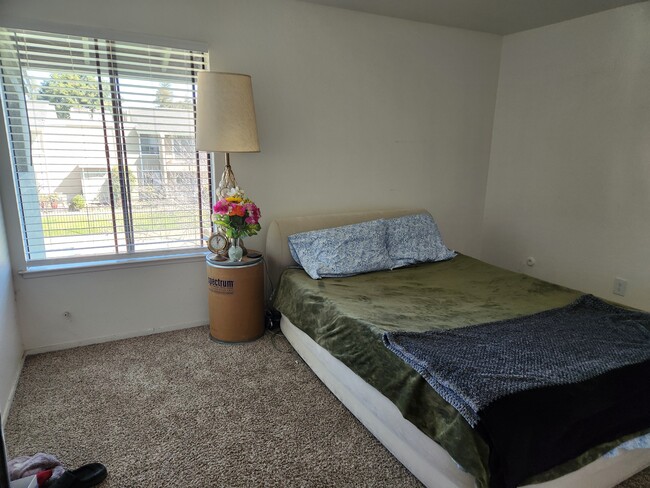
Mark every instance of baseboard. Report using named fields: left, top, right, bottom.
left=2, top=352, right=26, bottom=425
left=24, top=320, right=208, bottom=356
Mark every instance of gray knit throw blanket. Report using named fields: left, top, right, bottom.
left=383, top=295, right=650, bottom=427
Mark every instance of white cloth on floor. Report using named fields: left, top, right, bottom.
left=8, top=452, right=65, bottom=481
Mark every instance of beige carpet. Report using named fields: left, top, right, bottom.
left=5, top=326, right=649, bottom=487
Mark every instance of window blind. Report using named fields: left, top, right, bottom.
left=0, top=28, right=212, bottom=263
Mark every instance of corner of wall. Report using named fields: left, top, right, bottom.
left=0, top=183, right=26, bottom=423
left=478, top=34, right=505, bottom=263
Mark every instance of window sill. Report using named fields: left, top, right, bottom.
left=19, top=251, right=209, bottom=278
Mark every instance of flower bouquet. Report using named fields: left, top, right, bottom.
left=212, top=192, right=261, bottom=260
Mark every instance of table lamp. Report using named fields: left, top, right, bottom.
left=196, top=71, right=260, bottom=256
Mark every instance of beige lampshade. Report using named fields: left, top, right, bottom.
left=196, top=72, right=260, bottom=153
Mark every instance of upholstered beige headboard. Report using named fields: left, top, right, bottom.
left=265, top=208, right=429, bottom=290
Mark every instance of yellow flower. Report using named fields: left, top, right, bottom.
left=226, top=196, right=243, bottom=203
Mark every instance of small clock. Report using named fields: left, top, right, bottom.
left=207, top=232, right=228, bottom=254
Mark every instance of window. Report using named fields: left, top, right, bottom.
left=138, top=133, right=163, bottom=189
left=139, top=134, right=161, bottom=156
left=0, top=28, right=211, bottom=264
left=170, top=134, right=194, bottom=159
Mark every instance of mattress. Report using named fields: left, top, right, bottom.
left=280, top=315, right=650, bottom=488
left=273, top=254, right=650, bottom=487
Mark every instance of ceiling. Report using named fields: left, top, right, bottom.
left=297, top=0, right=646, bottom=35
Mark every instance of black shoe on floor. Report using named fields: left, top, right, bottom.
left=48, top=463, right=107, bottom=488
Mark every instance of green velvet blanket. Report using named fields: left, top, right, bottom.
left=273, top=254, right=649, bottom=487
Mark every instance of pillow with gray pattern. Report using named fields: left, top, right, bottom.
left=386, top=213, right=456, bottom=268
left=288, top=219, right=393, bottom=280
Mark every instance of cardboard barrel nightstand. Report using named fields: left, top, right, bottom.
left=206, top=253, right=264, bottom=343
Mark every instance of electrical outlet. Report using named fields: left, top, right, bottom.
left=613, top=278, right=627, bottom=297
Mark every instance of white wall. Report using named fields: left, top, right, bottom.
left=0, top=0, right=502, bottom=350
left=482, top=2, right=650, bottom=311
left=0, top=196, right=23, bottom=422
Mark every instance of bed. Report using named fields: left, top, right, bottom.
left=266, top=208, right=650, bottom=488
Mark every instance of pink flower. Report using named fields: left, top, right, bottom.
left=212, top=199, right=230, bottom=215
left=244, top=202, right=260, bottom=224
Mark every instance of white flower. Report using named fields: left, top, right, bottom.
left=225, top=187, right=243, bottom=198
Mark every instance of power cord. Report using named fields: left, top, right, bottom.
left=268, top=328, right=293, bottom=354
left=260, top=256, right=301, bottom=353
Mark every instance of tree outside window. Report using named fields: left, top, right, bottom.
left=37, top=72, right=99, bottom=119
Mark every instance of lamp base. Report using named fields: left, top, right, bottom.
left=216, top=153, right=240, bottom=200
left=212, top=152, right=247, bottom=258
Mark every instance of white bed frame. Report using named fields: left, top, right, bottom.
left=266, top=209, right=650, bottom=488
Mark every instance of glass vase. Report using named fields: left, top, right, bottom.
left=228, top=237, right=244, bottom=262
